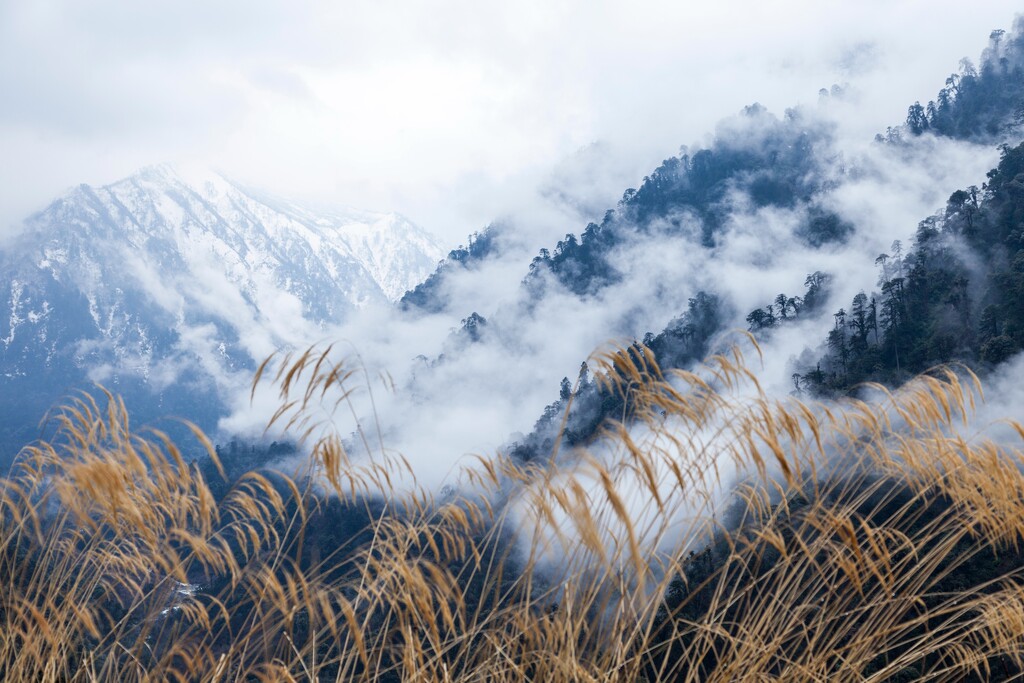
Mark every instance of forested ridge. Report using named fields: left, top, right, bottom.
left=773, top=141, right=1024, bottom=395
left=510, top=20, right=1024, bottom=458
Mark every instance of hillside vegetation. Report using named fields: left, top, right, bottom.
left=4, top=345, right=1024, bottom=681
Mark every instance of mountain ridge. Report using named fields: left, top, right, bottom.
left=0, top=164, right=446, bottom=459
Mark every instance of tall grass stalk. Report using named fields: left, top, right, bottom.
left=1, top=345, right=1024, bottom=680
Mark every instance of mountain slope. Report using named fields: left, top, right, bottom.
left=774, top=139, right=1024, bottom=395
left=381, top=20, right=1024, bottom=469
left=0, top=165, right=445, bottom=459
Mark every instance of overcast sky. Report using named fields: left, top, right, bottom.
left=1, top=0, right=1020, bottom=245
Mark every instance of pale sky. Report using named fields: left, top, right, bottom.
left=1, top=0, right=1020, bottom=245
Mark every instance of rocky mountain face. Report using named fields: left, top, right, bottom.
left=0, top=165, right=444, bottom=459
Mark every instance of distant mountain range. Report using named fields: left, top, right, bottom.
left=0, top=165, right=444, bottom=459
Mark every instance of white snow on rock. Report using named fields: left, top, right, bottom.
left=0, top=163, right=447, bottom=397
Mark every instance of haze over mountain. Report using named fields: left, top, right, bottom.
left=0, top=165, right=444, bottom=457
left=228, top=19, right=1024, bottom=491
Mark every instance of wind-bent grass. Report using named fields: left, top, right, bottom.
left=2, top=344, right=1024, bottom=680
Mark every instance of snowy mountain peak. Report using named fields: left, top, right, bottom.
left=0, top=165, right=447, bottom=456
left=27, top=165, right=446, bottom=304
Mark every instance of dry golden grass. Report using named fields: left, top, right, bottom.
left=2, top=343, right=1024, bottom=681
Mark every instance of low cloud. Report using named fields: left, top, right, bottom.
left=221, top=90, right=1010, bottom=496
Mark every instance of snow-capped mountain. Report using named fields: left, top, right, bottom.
left=0, top=164, right=445, bottom=459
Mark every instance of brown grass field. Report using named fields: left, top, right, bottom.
left=3, top=343, right=1024, bottom=681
